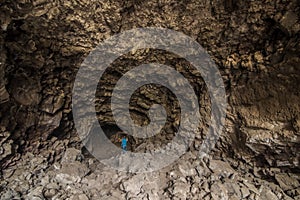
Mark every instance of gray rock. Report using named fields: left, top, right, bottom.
left=259, top=186, right=279, bottom=200
left=0, top=188, right=21, bottom=200
left=25, top=186, right=44, bottom=200
left=43, top=188, right=58, bottom=199
left=178, top=161, right=197, bottom=177
left=0, top=129, right=13, bottom=160
left=172, top=181, right=190, bottom=199
left=210, top=182, right=229, bottom=200
left=242, top=181, right=260, bottom=195
left=69, top=193, right=89, bottom=200
left=209, top=159, right=236, bottom=178
left=275, top=173, right=300, bottom=191
left=55, top=162, right=89, bottom=185
left=225, top=182, right=241, bottom=198
left=240, top=187, right=250, bottom=199
left=62, top=148, right=82, bottom=163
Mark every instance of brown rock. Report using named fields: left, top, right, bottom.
left=9, top=76, right=41, bottom=106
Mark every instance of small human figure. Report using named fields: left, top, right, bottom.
left=121, top=136, right=127, bottom=152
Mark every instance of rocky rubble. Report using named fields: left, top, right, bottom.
left=0, top=146, right=299, bottom=199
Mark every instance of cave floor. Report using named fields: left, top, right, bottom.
left=0, top=136, right=299, bottom=200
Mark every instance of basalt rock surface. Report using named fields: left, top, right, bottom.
left=0, top=0, right=300, bottom=199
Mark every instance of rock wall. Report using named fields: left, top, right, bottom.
left=0, top=0, right=299, bottom=170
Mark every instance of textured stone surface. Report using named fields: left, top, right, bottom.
left=0, top=0, right=299, bottom=199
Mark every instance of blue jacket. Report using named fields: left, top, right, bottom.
left=122, top=138, right=127, bottom=147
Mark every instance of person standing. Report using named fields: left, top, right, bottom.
left=121, top=136, right=127, bottom=152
